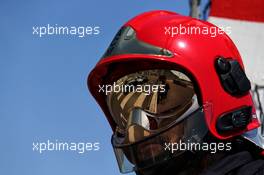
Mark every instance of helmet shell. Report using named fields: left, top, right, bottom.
left=88, top=10, right=259, bottom=139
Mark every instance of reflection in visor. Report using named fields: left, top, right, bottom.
left=123, top=95, right=199, bottom=144
left=106, top=69, right=209, bottom=173
left=107, top=69, right=195, bottom=132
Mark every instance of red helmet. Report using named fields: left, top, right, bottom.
left=88, top=10, right=259, bottom=139
left=88, top=10, right=264, bottom=175
left=88, top=10, right=261, bottom=174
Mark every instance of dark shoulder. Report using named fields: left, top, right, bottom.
left=201, top=151, right=264, bottom=175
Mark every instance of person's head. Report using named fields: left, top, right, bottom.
left=88, top=10, right=259, bottom=174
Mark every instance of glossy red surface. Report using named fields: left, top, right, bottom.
left=88, top=10, right=259, bottom=139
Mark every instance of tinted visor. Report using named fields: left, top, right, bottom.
left=105, top=69, right=209, bottom=173
left=107, top=69, right=196, bottom=133
left=112, top=105, right=210, bottom=173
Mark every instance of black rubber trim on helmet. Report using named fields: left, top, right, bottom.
left=102, top=26, right=173, bottom=58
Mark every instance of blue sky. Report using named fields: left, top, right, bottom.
left=0, top=0, right=208, bottom=174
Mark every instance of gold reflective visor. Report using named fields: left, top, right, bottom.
left=106, top=69, right=209, bottom=173
left=106, top=69, right=195, bottom=134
